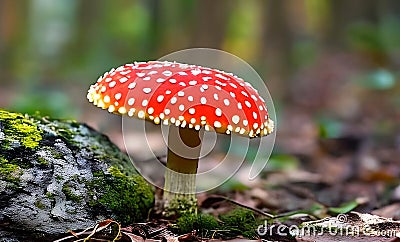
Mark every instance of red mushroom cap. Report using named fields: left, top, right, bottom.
left=87, top=61, right=274, bottom=138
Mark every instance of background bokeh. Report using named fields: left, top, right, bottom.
left=1, top=0, right=399, bottom=184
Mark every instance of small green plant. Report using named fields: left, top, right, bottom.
left=177, top=213, right=219, bottom=234
left=219, top=208, right=258, bottom=239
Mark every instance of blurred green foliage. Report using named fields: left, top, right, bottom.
left=318, top=117, right=343, bottom=139
left=353, top=69, right=396, bottom=90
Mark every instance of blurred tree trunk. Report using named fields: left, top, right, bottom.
left=324, top=0, right=380, bottom=48
left=191, top=0, right=231, bottom=48
left=0, top=0, right=24, bottom=83
left=260, top=0, right=294, bottom=101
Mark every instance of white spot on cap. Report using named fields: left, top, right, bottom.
left=128, top=82, right=136, bottom=89
left=253, top=112, right=258, bottom=119
left=223, top=99, right=230, bottom=106
left=229, top=83, right=237, bottom=88
left=142, top=99, right=148, bottom=106
left=213, top=93, right=219, bottom=100
left=251, top=95, right=258, bottom=101
left=178, top=91, right=185, bottom=97
left=189, top=108, right=195, bottom=114
left=214, top=121, right=222, bottom=128
left=171, top=97, right=177, bottom=104
left=143, top=76, right=151, bottom=81
left=232, top=115, right=240, bottom=124
left=148, top=70, right=158, bottom=75
left=189, top=80, right=197, bottom=86
left=215, top=86, right=222, bottom=91
left=253, top=123, right=259, bottom=129
left=109, top=81, right=116, bottom=88
left=143, top=88, right=152, bottom=94
left=148, top=107, right=154, bottom=114
left=191, top=69, right=201, bottom=75
left=188, top=96, right=194, bottom=102
left=128, top=108, right=135, bottom=116
left=128, top=98, right=135, bottom=105
left=100, top=86, right=106, bottom=92
left=195, top=125, right=201, bottom=130
left=215, top=80, right=225, bottom=86
left=215, top=108, right=222, bottom=117
left=230, top=92, right=236, bottom=98
left=119, top=77, right=128, bottom=83
left=190, top=118, right=196, bottom=124
left=202, top=76, right=212, bottom=82
left=237, top=103, right=242, bottom=109
left=169, top=78, right=177, bottom=84
left=202, top=84, right=208, bottom=90
left=201, top=97, right=207, bottom=104
left=243, top=120, right=248, bottom=126
left=215, top=73, right=229, bottom=80
left=136, top=73, right=146, bottom=77
left=179, top=104, right=185, bottom=111
left=138, top=110, right=145, bottom=119
left=259, top=105, right=264, bottom=111
left=118, top=107, right=126, bottom=114
left=108, top=105, right=115, bottom=112
left=178, top=71, right=187, bottom=75
left=241, top=91, right=249, bottom=97
left=164, top=108, right=171, bottom=115
left=105, top=77, right=112, bottom=82
left=156, top=78, right=165, bottom=83
left=163, top=70, right=172, bottom=76
left=104, top=95, right=111, bottom=103
left=165, top=90, right=172, bottom=95
left=157, top=95, right=164, bottom=103
left=179, top=82, right=186, bottom=86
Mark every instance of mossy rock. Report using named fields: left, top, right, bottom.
left=0, top=109, right=154, bottom=241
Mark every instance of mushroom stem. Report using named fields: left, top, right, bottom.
left=163, top=126, right=202, bottom=215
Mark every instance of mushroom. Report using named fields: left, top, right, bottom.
left=87, top=61, right=274, bottom=214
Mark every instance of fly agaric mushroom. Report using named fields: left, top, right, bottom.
left=87, top=61, right=274, bottom=214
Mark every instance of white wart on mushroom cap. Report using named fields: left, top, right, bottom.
left=87, top=61, right=274, bottom=138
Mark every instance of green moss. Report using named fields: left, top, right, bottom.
left=37, top=157, right=48, bottom=165
left=177, top=213, right=219, bottom=234
left=45, top=192, right=55, bottom=199
left=0, top=110, right=42, bottom=149
left=165, top=196, right=198, bottom=218
left=88, top=166, right=154, bottom=225
left=219, top=208, right=258, bottom=239
left=62, top=183, right=82, bottom=202
left=0, top=155, right=22, bottom=183
left=34, top=200, right=45, bottom=209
